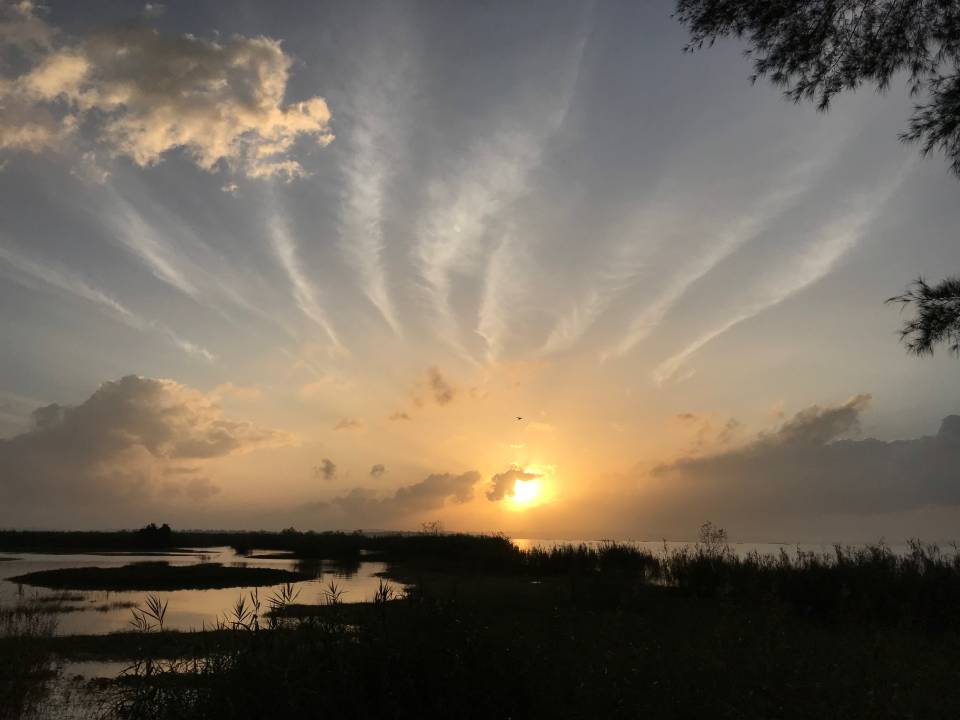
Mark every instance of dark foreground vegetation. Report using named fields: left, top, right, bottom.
left=0, top=603, right=58, bottom=720
left=99, top=589, right=959, bottom=720
left=4, top=525, right=960, bottom=718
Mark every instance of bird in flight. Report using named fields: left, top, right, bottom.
left=516, top=416, right=523, bottom=421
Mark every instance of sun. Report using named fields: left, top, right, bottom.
left=505, top=463, right=555, bottom=511
left=511, top=479, right=541, bottom=507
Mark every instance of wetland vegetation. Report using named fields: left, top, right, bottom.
left=3, top=524, right=960, bottom=718
left=9, top=563, right=312, bottom=592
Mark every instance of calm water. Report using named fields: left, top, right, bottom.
left=0, top=547, right=399, bottom=635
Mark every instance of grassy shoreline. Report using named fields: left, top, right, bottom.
left=4, top=527, right=960, bottom=718
left=8, top=563, right=311, bottom=591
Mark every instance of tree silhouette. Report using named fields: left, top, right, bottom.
left=675, top=0, right=960, bottom=355
left=888, top=277, right=960, bottom=355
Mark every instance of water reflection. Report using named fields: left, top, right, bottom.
left=0, top=547, right=400, bottom=635
left=324, top=555, right=362, bottom=578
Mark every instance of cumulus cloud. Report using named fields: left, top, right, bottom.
left=0, top=2, right=333, bottom=179
left=370, top=463, right=386, bottom=478
left=0, top=375, right=291, bottom=519
left=0, top=1, right=53, bottom=52
left=426, top=367, right=456, bottom=405
left=314, top=458, right=337, bottom=481
left=305, top=471, right=481, bottom=527
left=391, top=471, right=478, bottom=510
left=334, top=417, right=363, bottom=431
left=486, top=466, right=540, bottom=501
left=651, top=394, right=960, bottom=516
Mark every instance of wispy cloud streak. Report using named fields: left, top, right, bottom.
left=166, top=332, right=215, bottom=362
left=0, top=243, right=136, bottom=321
left=651, top=168, right=911, bottom=386
left=338, top=28, right=415, bottom=336
left=0, top=242, right=214, bottom=361
left=475, top=231, right=519, bottom=363
left=107, top=193, right=303, bottom=343
left=415, top=131, right=537, bottom=362
left=541, top=236, right=650, bottom=355
left=111, top=199, right=200, bottom=298
left=340, top=126, right=400, bottom=334
left=468, top=29, right=590, bottom=363
left=601, top=176, right=817, bottom=361
left=269, top=217, right=342, bottom=352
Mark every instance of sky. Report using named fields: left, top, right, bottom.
left=2, top=0, right=960, bottom=542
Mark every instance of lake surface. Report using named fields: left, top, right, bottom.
left=0, top=546, right=399, bottom=635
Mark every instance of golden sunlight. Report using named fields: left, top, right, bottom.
left=510, top=478, right=542, bottom=507
left=505, top=463, right=555, bottom=511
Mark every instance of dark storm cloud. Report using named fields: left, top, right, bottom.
left=652, top=394, right=960, bottom=515
left=303, top=471, right=481, bottom=527
left=389, top=471, right=479, bottom=509
left=0, top=375, right=289, bottom=518
left=486, top=466, right=540, bottom=502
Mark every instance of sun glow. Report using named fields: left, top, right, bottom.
left=511, top=479, right=542, bottom=506
left=505, top=463, right=556, bottom=511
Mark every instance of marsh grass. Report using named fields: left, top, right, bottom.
left=33, top=593, right=85, bottom=604
left=0, top=600, right=60, bottom=719
left=658, top=524, right=960, bottom=628
left=129, top=596, right=168, bottom=633
left=98, top=571, right=960, bottom=720
left=11, top=527, right=960, bottom=718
